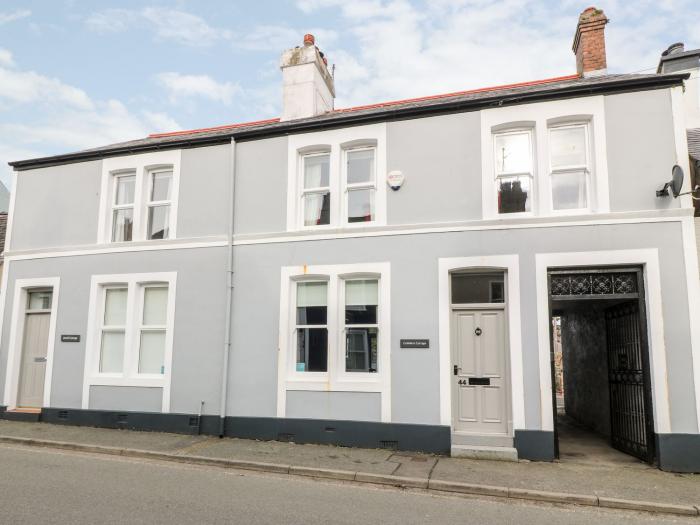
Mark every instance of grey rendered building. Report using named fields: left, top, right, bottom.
left=2, top=8, right=700, bottom=472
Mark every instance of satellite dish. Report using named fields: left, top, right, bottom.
left=657, top=165, right=685, bottom=198
left=670, top=165, right=684, bottom=198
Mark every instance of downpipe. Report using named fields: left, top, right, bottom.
left=219, top=138, right=236, bottom=437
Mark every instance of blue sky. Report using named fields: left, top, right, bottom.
left=1, top=0, right=699, bottom=188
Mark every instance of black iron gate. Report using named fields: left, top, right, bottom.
left=605, top=303, right=653, bottom=462
left=548, top=267, right=655, bottom=464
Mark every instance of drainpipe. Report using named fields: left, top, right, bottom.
left=219, top=137, right=236, bottom=437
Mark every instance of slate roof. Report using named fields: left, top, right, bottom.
left=8, top=71, right=689, bottom=171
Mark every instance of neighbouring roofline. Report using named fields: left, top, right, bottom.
left=8, top=72, right=689, bottom=172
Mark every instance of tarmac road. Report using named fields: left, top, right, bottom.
left=0, top=443, right=690, bottom=524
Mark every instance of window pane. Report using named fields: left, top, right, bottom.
left=114, top=175, right=135, bottom=205
left=348, top=188, right=374, bottom=223
left=27, top=291, right=52, bottom=311
left=304, top=154, right=329, bottom=189
left=104, top=288, right=127, bottom=325
left=297, top=282, right=327, bottom=325
left=347, top=149, right=374, bottom=184
left=148, top=205, right=170, bottom=239
left=497, top=176, right=531, bottom=214
left=296, top=328, right=327, bottom=372
left=494, top=133, right=531, bottom=174
left=143, top=287, right=168, bottom=325
left=151, top=171, right=172, bottom=201
left=345, top=280, right=378, bottom=325
left=303, top=192, right=330, bottom=226
left=550, top=126, right=586, bottom=168
left=552, top=170, right=587, bottom=210
left=451, top=273, right=505, bottom=304
left=346, top=328, right=378, bottom=373
left=112, top=208, right=133, bottom=242
left=139, top=330, right=165, bottom=374
left=100, top=331, right=124, bottom=373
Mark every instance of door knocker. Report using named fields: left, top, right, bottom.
left=474, top=327, right=482, bottom=336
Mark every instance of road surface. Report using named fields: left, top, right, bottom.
left=0, top=444, right=687, bottom=524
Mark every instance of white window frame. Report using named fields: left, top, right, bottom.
left=82, top=272, right=177, bottom=412
left=144, top=168, right=175, bottom=240
left=110, top=171, right=136, bottom=242
left=492, top=128, right=536, bottom=218
left=286, top=123, right=387, bottom=231
left=98, top=150, right=181, bottom=244
left=299, top=150, right=333, bottom=230
left=342, top=145, right=379, bottom=226
left=480, top=96, right=609, bottom=219
left=547, top=122, right=592, bottom=214
left=277, top=262, right=391, bottom=422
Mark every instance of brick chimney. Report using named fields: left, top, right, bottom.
left=279, top=34, right=335, bottom=121
left=572, top=7, right=609, bottom=77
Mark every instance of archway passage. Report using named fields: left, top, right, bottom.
left=548, top=267, right=655, bottom=466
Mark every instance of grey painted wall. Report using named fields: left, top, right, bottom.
left=177, top=145, right=230, bottom=238
left=605, top=89, right=679, bottom=212
left=230, top=221, right=697, bottom=432
left=387, top=112, right=482, bottom=224
left=234, top=136, right=288, bottom=235
left=561, top=306, right=611, bottom=437
left=286, top=391, right=381, bottom=421
left=89, top=385, right=162, bottom=412
left=0, top=246, right=228, bottom=415
left=11, top=160, right=102, bottom=251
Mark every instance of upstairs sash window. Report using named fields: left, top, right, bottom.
left=111, top=174, right=135, bottom=242
left=494, top=131, right=533, bottom=214
left=302, top=153, right=331, bottom=227
left=549, top=124, right=590, bottom=211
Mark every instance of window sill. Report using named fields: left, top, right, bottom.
left=285, top=377, right=384, bottom=393
left=86, top=376, right=166, bottom=388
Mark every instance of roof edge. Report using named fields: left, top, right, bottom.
left=9, top=73, right=689, bottom=172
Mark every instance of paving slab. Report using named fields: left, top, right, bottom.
left=186, top=435, right=399, bottom=475
left=0, top=420, right=206, bottom=453
left=431, top=456, right=700, bottom=507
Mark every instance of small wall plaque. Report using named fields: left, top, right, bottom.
left=400, top=339, right=429, bottom=349
left=61, top=335, right=81, bottom=343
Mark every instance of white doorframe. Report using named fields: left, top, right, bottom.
left=3, top=277, right=60, bottom=410
left=438, top=255, right=524, bottom=431
left=535, top=249, right=670, bottom=434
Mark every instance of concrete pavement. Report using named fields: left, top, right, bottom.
left=0, top=444, right=692, bottom=525
left=0, top=420, right=698, bottom=516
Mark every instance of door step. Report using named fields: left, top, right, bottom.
left=451, top=433, right=514, bottom=448
left=2, top=408, right=42, bottom=422
left=450, top=444, right=518, bottom=462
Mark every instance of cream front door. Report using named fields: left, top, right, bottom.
left=451, top=310, right=508, bottom=434
left=17, top=311, right=51, bottom=408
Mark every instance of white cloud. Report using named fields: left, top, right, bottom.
left=233, top=25, right=338, bottom=51
left=295, top=0, right=700, bottom=109
left=156, top=72, right=241, bottom=105
left=0, top=9, right=31, bottom=25
left=0, top=66, right=94, bottom=110
left=85, top=7, right=231, bottom=46
left=0, top=48, right=14, bottom=67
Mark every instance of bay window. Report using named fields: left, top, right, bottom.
left=493, top=130, right=534, bottom=214
left=548, top=124, right=590, bottom=211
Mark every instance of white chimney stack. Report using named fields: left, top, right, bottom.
left=280, top=34, right=335, bottom=121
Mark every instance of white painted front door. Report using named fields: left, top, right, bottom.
left=451, top=310, right=508, bottom=434
left=17, top=312, right=51, bottom=408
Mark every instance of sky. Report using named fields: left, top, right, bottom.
left=1, top=0, right=699, bottom=189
